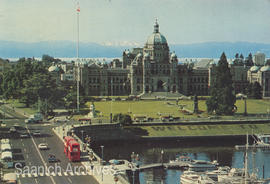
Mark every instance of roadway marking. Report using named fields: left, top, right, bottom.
left=26, top=125, right=57, bottom=184
left=34, top=178, right=38, bottom=184
left=67, top=178, right=72, bottom=183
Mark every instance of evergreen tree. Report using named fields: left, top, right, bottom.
left=206, top=52, right=236, bottom=115
left=244, top=53, right=254, bottom=66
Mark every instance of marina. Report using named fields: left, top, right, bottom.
left=99, top=140, right=270, bottom=184
left=235, top=134, right=270, bottom=150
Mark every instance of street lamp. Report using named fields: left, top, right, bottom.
left=132, top=168, right=135, bottom=184
left=100, top=145, right=104, bottom=181
left=161, top=149, right=164, bottom=166
left=131, top=152, right=135, bottom=163
left=80, top=130, right=84, bottom=143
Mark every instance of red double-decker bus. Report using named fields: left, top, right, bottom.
left=64, top=136, right=75, bottom=155
left=67, top=140, right=80, bottom=161
left=64, top=136, right=80, bottom=161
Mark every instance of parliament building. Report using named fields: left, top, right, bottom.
left=49, top=21, right=270, bottom=98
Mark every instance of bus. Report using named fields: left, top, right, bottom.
left=67, top=140, right=80, bottom=161
left=64, top=136, right=75, bottom=155
left=63, top=136, right=80, bottom=162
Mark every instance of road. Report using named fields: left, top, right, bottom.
left=1, top=105, right=99, bottom=184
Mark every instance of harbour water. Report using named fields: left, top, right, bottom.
left=93, top=140, right=270, bottom=184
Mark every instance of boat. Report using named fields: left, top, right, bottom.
left=188, top=160, right=218, bottom=172
left=196, top=174, right=216, bottom=184
left=180, top=170, right=218, bottom=184
left=169, top=156, right=218, bottom=170
left=224, top=134, right=268, bottom=184
left=205, top=166, right=230, bottom=181
left=180, top=170, right=201, bottom=184
left=235, top=134, right=270, bottom=150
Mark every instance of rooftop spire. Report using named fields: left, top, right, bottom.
left=154, top=18, right=159, bottom=33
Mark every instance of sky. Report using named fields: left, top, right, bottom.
left=1, top=0, right=270, bottom=46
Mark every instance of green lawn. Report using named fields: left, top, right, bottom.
left=90, top=99, right=270, bottom=120
left=127, top=123, right=270, bottom=137
left=6, top=99, right=37, bottom=115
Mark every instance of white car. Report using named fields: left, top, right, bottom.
left=33, top=131, right=41, bottom=136
left=38, top=143, right=49, bottom=150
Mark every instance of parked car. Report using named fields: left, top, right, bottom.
left=20, top=133, right=29, bottom=138
left=9, top=127, right=17, bottom=133
left=33, top=131, right=41, bottom=136
left=48, top=154, right=60, bottom=163
left=38, top=143, right=49, bottom=150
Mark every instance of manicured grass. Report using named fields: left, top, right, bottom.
left=127, top=123, right=270, bottom=137
left=89, top=99, right=270, bottom=120
left=6, top=99, right=37, bottom=115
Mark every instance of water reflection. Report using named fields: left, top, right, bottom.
left=93, top=141, right=270, bottom=184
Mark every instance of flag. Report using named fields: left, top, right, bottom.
left=76, top=2, right=80, bottom=12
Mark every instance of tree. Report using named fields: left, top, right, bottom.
left=266, top=59, right=270, bottom=66
left=20, top=73, right=64, bottom=108
left=244, top=53, right=254, bottom=66
left=206, top=52, right=236, bottom=115
left=63, top=84, right=86, bottom=110
left=113, top=113, right=133, bottom=125
left=240, top=54, right=244, bottom=60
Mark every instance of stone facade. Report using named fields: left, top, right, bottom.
left=55, top=21, right=269, bottom=98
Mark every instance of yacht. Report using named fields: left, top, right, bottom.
left=205, top=166, right=230, bottom=181
left=180, top=170, right=201, bottom=184
left=197, top=175, right=216, bottom=184
left=170, top=156, right=218, bottom=170
left=188, top=160, right=218, bottom=172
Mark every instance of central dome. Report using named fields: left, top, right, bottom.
left=146, top=20, right=167, bottom=45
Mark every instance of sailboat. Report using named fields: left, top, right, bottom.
left=219, top=133, right=267, bottom=184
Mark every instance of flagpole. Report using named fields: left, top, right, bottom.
left=76, top=2, right=80, bottom=113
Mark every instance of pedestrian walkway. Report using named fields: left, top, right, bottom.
left=53, top=126, right=130, bottom=184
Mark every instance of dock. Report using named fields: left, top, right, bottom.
left=137, top=161, right=189, bottom=171
left=235, top=144, right=270, bottom=150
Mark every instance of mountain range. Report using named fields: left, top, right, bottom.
left=1, top=40, right=270, bottom=59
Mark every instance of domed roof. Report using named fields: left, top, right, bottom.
left=260, top=65, right=270, bottom=72
left=250, top=65, right=260, bottom=72
left=146, top=20, right=167, bottom=45
left=171, top=53, right=177, bottom=58
left=48, top=65, right=60, bottom=72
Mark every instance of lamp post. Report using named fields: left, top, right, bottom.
left=100, top=145, right=104, bottom=181
left=132, top=168, right=136, bottom=184
left=131, top=152, right=135, bottom=163
left=161, top=149, right=164, bottom=166
left=80, top=130, right=84, bottom=143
